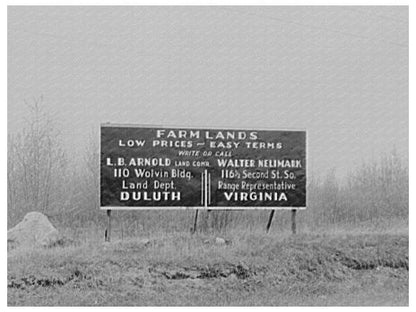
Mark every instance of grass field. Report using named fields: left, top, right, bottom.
left=8, top=227, right=408, bottom=306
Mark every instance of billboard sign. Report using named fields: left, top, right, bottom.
left=100, top=124, right=306, bottom=209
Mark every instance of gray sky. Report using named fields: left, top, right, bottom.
left=8, top=6, right=408, bottom=178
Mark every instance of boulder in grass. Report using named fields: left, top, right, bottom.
left=215, top=237, right=226, bottom=245
left=8, top=212, right=61, bottom=248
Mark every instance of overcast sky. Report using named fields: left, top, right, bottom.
left=8, top=6, right=408, bottom=178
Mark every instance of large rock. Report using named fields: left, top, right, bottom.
left=8, top=212, right=60, bottom=248
left=215, top=237, right=226, bottom=245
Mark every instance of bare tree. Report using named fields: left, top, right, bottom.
left=8, top=96, right=67, bottom=226
left=78, top=129, right=100, bottom=212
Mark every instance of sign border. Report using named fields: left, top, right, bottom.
left=99, top=123, right=308, bottom=210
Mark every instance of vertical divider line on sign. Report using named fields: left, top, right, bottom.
left=201, top=171, right=204, bottom=205
left=204, top=169, right=208, bottom=208
left=208, top=172, right=211, bottom=205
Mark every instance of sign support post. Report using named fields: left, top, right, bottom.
left=105, top=209, right=112, bottom=242
left=266, top=209, right=275, bottom=233
left=291, top=209, right=297, bottom=234
left=191, top=210, right=199, bottom=234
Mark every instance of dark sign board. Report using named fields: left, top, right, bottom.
left=100, top=124, right=306, bottom=209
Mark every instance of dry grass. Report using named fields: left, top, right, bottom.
left=8, top=228, right=408, bottom=306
